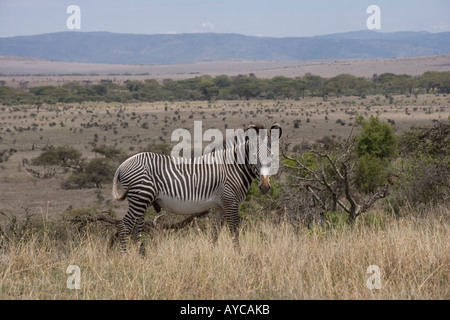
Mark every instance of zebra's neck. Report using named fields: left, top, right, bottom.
left=175, top=136, right=258, bottom=175
left=162, top=136, right=259, bottom=190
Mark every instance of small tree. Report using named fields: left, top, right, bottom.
left=62, top=158, right=115, bottom=189
left=92, top=145, right=127, bottom=161
left=356, top=116, right=396, bottom=159
left=282, top=134, right=391, bottom=225
left=32, top=146, right=84, bottom=171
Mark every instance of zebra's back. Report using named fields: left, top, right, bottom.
left=116, top=152, right=227, bottom=214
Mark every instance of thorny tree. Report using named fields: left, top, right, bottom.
left=281, top=134, right=391, bottom=225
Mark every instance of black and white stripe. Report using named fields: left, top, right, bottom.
left=112, top=123, right=282, bottom=255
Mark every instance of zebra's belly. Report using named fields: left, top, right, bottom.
left=155, top=194, right=219, bottom=215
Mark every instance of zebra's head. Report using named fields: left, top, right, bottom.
left=246, top=123, right=282, bottom=195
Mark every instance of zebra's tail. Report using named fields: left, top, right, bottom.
left=112, top=167, right=128, bottom=201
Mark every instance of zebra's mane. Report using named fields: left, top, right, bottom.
left=220, top=123, right=266, bottom=151
left=168, top=124, right=265, bottom=165
left=167, top=124, right=267, bottom=165
left=213, top=124, right=265, bottom=158
left=197, top=123, right=266, bottom=165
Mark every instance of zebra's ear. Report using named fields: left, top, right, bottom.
left=271, top=123, right=282, bottom=138
left=247, top=124, right=259, bottom=134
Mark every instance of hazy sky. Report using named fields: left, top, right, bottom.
left=1, top=0, right=449, bottom=37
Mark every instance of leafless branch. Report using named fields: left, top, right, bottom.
left=281, top=133, right=390, bottom=224
left=68, top=210, right=210, bottom=234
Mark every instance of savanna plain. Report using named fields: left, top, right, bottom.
left=0, top=93, right=449, bottom=299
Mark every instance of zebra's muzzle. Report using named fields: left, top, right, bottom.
left=258, top=175, right=271, bottom=194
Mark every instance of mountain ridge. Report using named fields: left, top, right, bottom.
left=0, top=31, right=449, bottom=65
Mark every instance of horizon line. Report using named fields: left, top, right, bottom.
left=1, top=29, right=444, bottom=39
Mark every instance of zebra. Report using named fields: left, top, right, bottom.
left=112, top=123, right=282, bottom=255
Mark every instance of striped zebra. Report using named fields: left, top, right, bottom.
left=112, top=123, right=282, bottom=255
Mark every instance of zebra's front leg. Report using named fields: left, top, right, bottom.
left=210, top=208, right=225, bottom=246
left=223, top=206, right=241, bottom=253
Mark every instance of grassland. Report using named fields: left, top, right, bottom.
left=1, top=95, right=448, bottom=220
left=0, top=94, right=449, bottom=300
left=0, top=205, right=448, bottom=299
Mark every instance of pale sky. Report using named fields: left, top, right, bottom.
left=0, top=0, right=449, bottom=37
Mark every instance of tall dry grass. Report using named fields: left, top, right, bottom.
left=0, top=206, right=448, bottom=300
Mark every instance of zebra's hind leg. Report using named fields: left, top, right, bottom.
left=119, top=197, right=150, bottom=256
left=118, top=214, right=134, bottom=255
left=131, top=215, right=146, bottom=257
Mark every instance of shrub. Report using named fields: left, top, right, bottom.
left=356, top=116, right=396, bottom=159
left=92, top=145, right=127, bottom=161
left=355, top=116, right=396, bottom=193
left=32, top=146, right=84, bottom=170
left=396, top=121, right=450, bottom=205
left=356, top=154, right=389, bottom=194
left=62, top=158, right=116, bottom=189
left=282, top=136, right=391, bottom=225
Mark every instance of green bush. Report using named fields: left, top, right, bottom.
left=355, top=116, right=396, bottom=193
left=396, top=121, right=450, bottom=205
left=92, top=145, right=128, bottom=161
left=62, top=158, right=116, bottom=189
left=32, top=146, right=84, bottom=169
left=356, top=116, right=396, bottom=159
left=1, top=71, right=449, bottom=105
left=356, top=154, right=390, bottom=194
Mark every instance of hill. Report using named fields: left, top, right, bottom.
left=0, top=31, right=449, bottom=65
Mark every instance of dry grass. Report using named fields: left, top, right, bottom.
left=1, top=206, right=448, bottom=300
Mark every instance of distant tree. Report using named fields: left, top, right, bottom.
left=420, top=71, right=450, bottom=94
left=125, top=80, right=143, bottom=92
left=441, top=72, right=450, bottom=94
left=231, top=76, right=262, bottom=100
left=213, top=75, right=232, bottom=88
left=91, top=84, right=109, bottom=96
left=420, top=71, right=442, bottom=94
left=29, top=86, right=71, bottom=103
left=376, top=73, right=397, bottom=95
left=354, top=77, right=374, bottom=97
left=62, top=157, right=115, bottom=189
left=325, top=74, right=359, bottom=97
left=302, top=74, right=324, bottom=96
left=2, top=71, right=450, bottom=106
left=92, top=145, right=127, bottom=161
left=294, top=78, right=307, bottom=98
left=269, top=76, right=297, bottom=99
left=200, top=79, right=219, bottom=100
left=0, top=86, right=34, bottom=105
left=32, top=146, right=84, bottom=171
